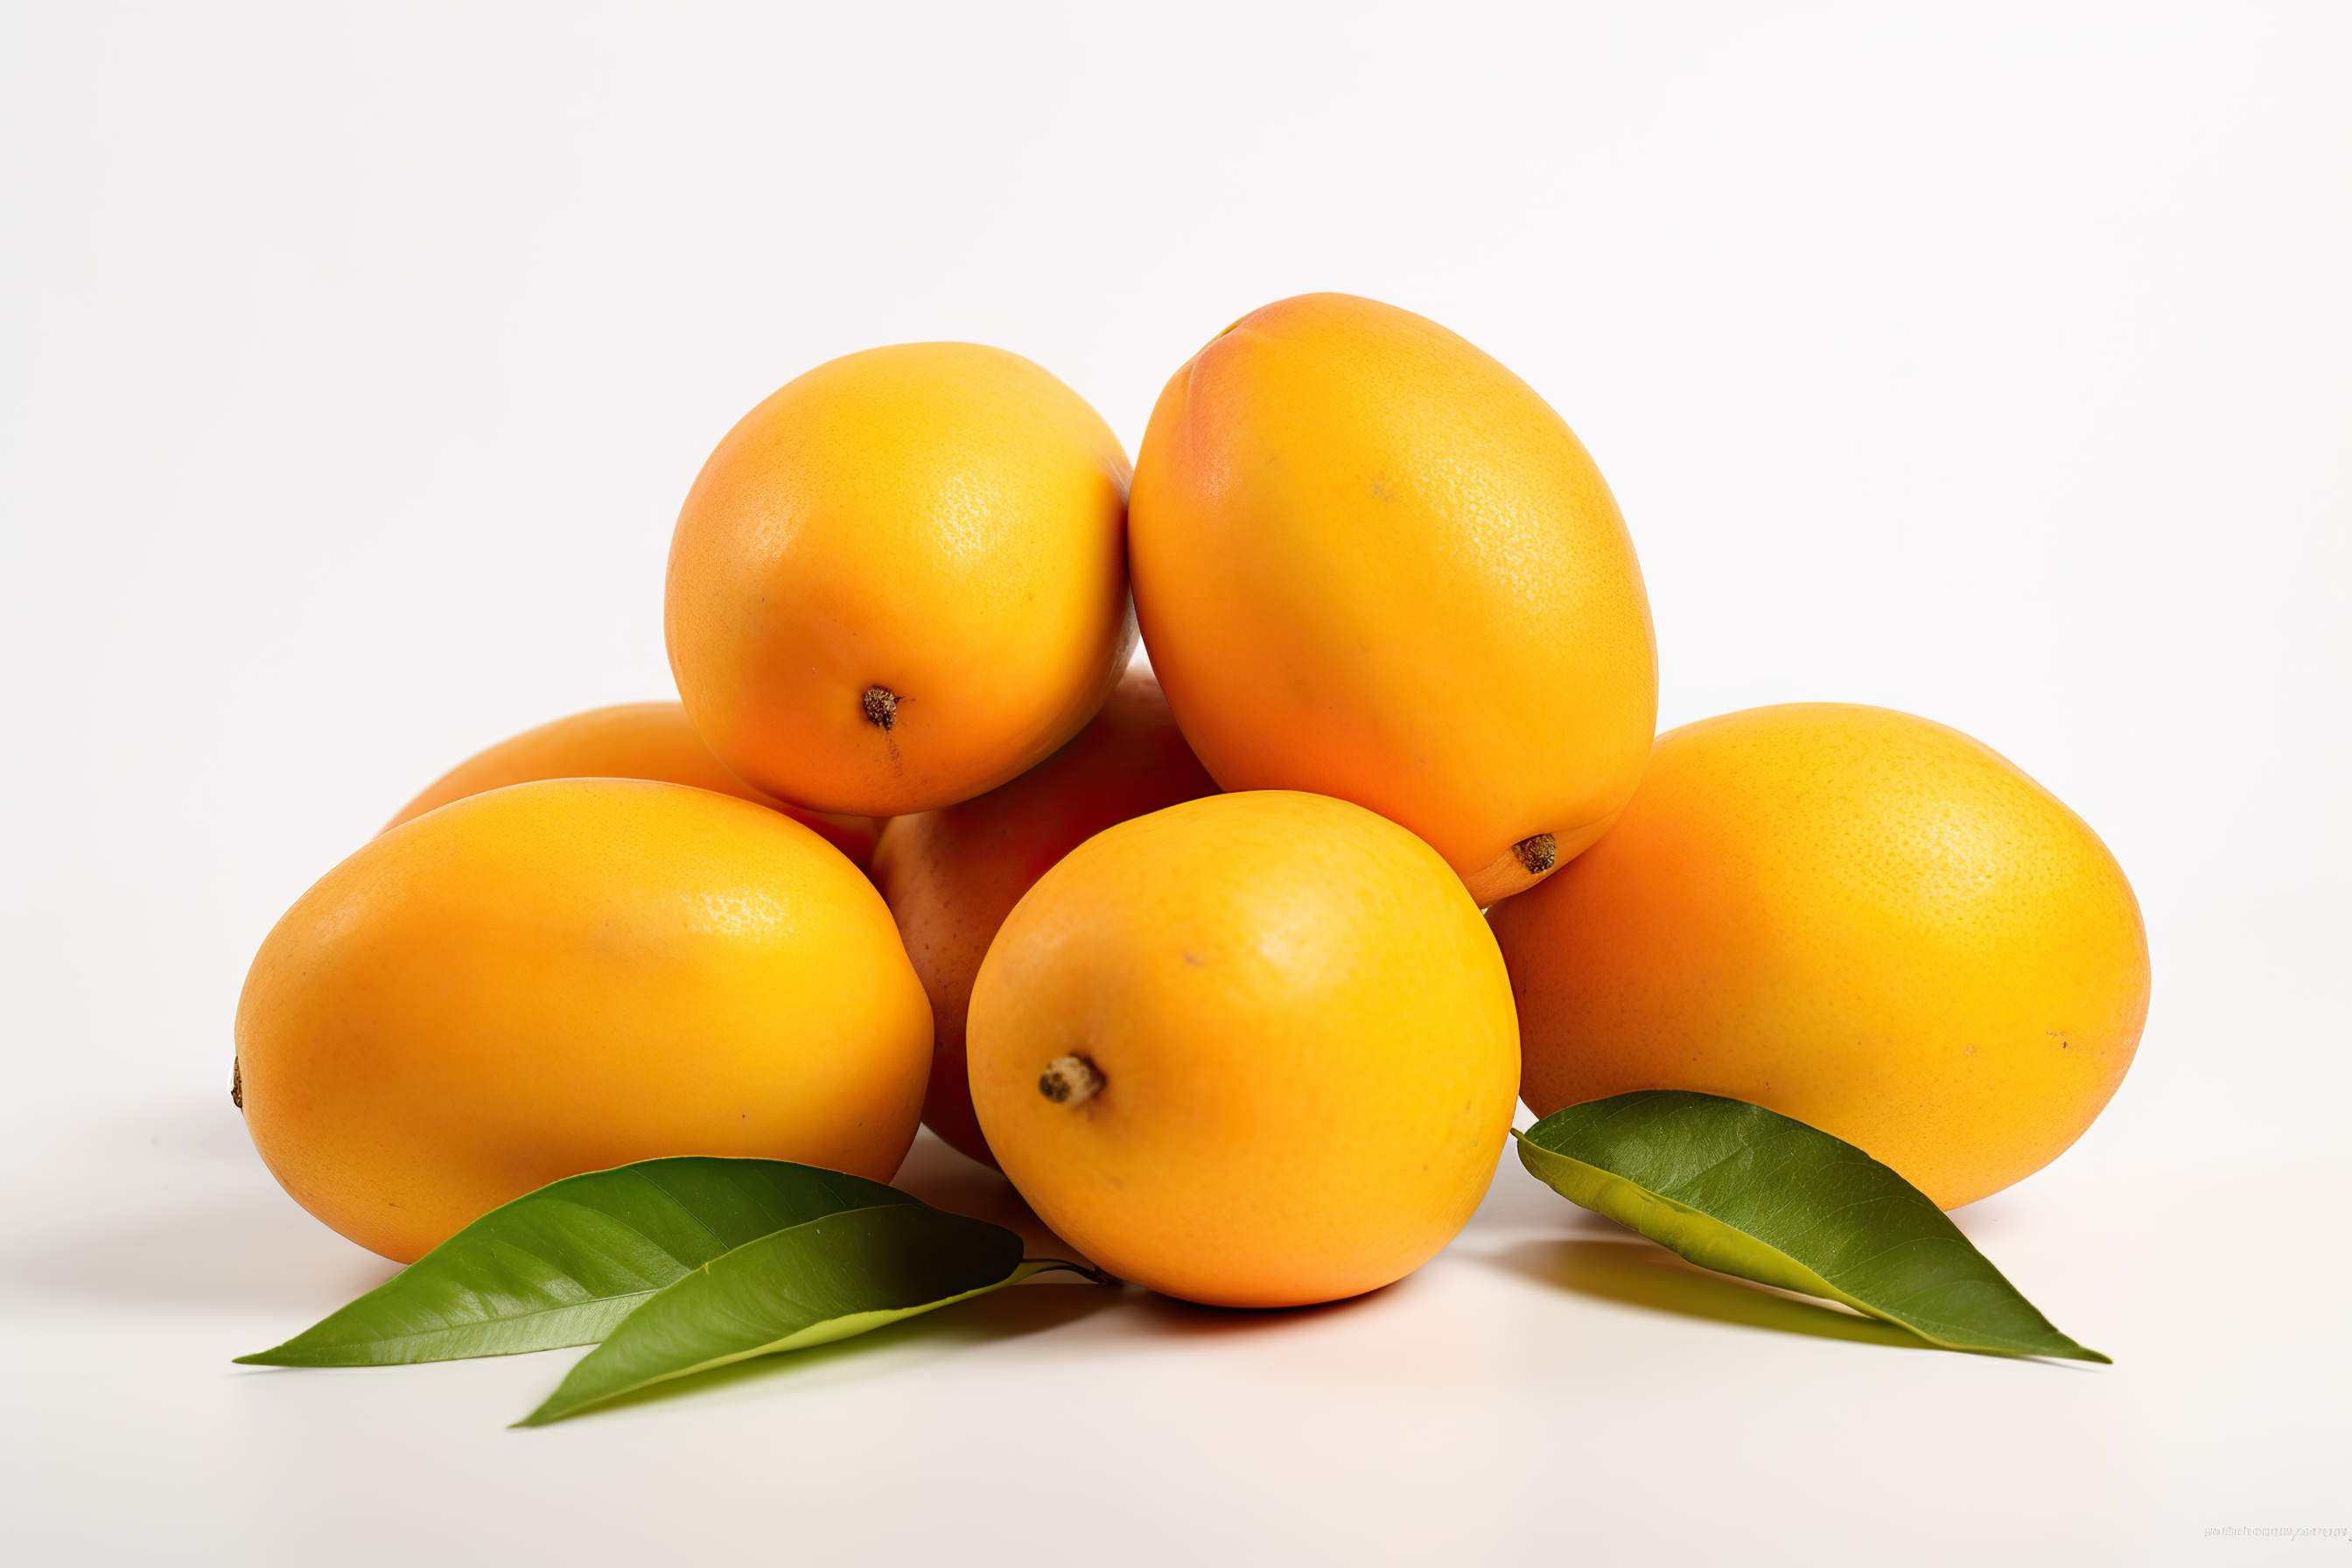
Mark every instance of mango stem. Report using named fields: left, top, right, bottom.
left=1039, top=1054, right=1104, bottom=1106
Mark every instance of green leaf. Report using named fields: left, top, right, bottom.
left=515, top=1204, right=1074, bottom=1426
left=1516, top=1092, right=2108, bottom=1362
left=236, top=1158, right=915, bottom=1367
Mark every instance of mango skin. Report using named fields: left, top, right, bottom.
left=1128, top=293, right=1656, bottom=902
left=968, top=791, right=1520, bottom=1308
left=1490, top=704, right=2150, bottom=1210
left=381, top=701, right=880, bottom=869
left=666, top=342, right=1137, bottom=818
left=235, top=779, right=933, bottom=1263
left=872, top=668, right=1218, bottom=1169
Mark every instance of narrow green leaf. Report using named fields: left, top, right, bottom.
left=1516, top=1092, right=2108, bottom=1362
left=516, top=1204, right=1070, bottom=1426
left=236, top=1158, right=915, bottom=1367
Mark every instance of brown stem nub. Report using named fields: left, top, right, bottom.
left=1039, top=1054, right=1105, bottom=1106
left=861, top=686, right=900, bottom=732
left=230, top=1057, right=243, bottom=1111
left=1513, top=833, right=1558, bottom=876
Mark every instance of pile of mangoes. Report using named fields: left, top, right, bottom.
left=234, top=294, right=2148, bottom=1308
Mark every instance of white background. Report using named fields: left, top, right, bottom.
left=3, top=4, right=2346, bottom=1563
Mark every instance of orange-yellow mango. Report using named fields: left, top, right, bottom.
left=1129, top=294, right=1656, bottom=904
left=872, top=668, right=1218, bottom=1168
left=382, top=701, right=880, bottom=868
left=235, top=779, right=932, bottom=1262
left=666, top=342, right=1135, bottom=817
left=1491, top=704, right=2150, bottom=1209
left=968, top=791, right=1519, bottom=1307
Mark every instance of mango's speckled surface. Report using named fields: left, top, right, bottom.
left=236, top=779, right=932, bottom=1262
left=969, top=789, right=1520, bottom=1307
left=1129, top=293, right=1656, bottom=901
left=1492, top=704, right=2149, bottom=1209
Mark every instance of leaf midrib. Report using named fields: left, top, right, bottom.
left=518, top=1259, right=1045, bottom=1425
left=242, top=1292, right=658, bottom=1363
left=1522, top=1134, right=2090, bottom=1358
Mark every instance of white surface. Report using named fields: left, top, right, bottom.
left=3, top=4, right=2347, bottom=1564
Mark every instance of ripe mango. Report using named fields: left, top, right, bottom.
left=235, top=779, right=932, bottom=1262
left=1490, top=704, right=2150, bottom=1208
left=382, top=701, right=878, bottom=868
left=1129, top=294, right=1656, bottom=903
left=968, top=790, right=1519, bottom=1307
left=667, top=343, right=1135, bottom=817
